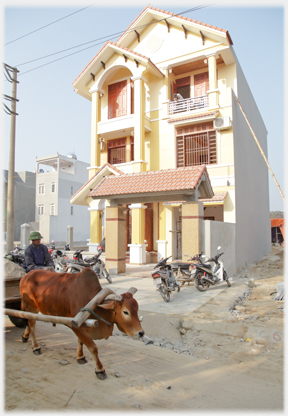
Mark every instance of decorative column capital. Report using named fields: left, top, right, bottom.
left=128, top=203, right=147, bottom=210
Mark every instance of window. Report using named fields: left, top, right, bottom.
left=108, top=80, right=127, bottom=119
left=71, top=186, right=74, bottom=195
left=176, top=122, right=217, bottom=167
left=130, top=136, right=134, bottom=162
left=38, top=183, right=45, bottom=195
left=108, top=138, right=126, bottom=164
left=51, top=182, right=56, bottom=193
left=38, top=205, right=44, bottom=215
left=50, top=204, right=55, bottom=216
left=71, top=206, right=73, bottom=215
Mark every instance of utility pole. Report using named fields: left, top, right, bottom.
left=3, top=64, right=19, bottom=253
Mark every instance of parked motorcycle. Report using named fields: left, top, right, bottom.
left=5, top=247, right=25, bottom=268
left=170, top=251, right=203, bottom=286
left=193, top=246, right=231, bottom=292
left=61, top=246, right=112, bottom=284
left=152, top=256, right=180, bottom=302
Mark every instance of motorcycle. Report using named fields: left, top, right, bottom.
left=5, top=247, right=25, bottom=268
left=193, top=246, right=231, bottom=292
left=170, top=251, right=203, bottom=286
left=61, top=246, right=112, bottom=284
left=152, top=256, right=180, bottom=302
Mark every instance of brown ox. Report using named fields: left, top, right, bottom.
left=19, top=268, right=144, bottom=380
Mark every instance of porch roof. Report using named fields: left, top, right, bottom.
left=88, top=165, right=213, bottom=204
left=200, top=191, right=228, bottom=205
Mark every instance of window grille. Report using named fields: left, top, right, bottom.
left=176, top=123, right=217, bottom=167
left=108, top=138, right=126, bottom=164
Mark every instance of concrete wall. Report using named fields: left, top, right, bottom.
left=201, top=220, right=236, bottom=276
left=14, top=171, right=36, bottom=241
left=231, top=49, right=271, bottom=268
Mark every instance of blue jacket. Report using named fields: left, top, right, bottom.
left=24, top=243, right=55, bottom=272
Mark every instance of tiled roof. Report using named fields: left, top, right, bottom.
left=116, top=5, right=233, bottom=45
left=73, top=41, right=164, bottom=85
left=168, top=111, right=219, bottom=124
left=200, top=191, right=228, bottom=203
left=70, top=163, right=123, bottom=202
left=88, top=165, right=210, bottom=198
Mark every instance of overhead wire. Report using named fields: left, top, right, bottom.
left=4, top=4, right=95, bottom=46
left=12, top=4, right=212, bottom=76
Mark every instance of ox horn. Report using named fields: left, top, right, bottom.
left=127, top=287, right=137, bottom=295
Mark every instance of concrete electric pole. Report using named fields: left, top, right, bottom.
left=3, top=64, right=19, bottom=253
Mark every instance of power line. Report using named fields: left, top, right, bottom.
left=16, top=4, right=212, bottom=76
left=5, top=4, right=94, bottom=46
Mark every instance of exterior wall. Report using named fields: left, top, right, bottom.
left=232, top=50, right=271, bottom=268
left=3, top=171, right=36, bottom=241
left=201, top=219, right=236, bottom=276
left=37, top=157, right=90, bottom=246
left=15, top=171, right=36, bottom=241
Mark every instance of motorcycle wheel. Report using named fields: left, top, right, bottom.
left=159, top=284, right=170, bottom=302
left=223, top=271, right=231, bottom=287
left=103, top=269, right=112, bottom=284
left=194, top=271, right=210, bottom=292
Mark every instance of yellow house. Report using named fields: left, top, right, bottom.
left=71, top=6, right=271, bottom=275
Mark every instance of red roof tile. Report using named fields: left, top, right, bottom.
left=88, top=165, right=211, bottom=198
left=71, top=163, right=123, bottom=201
left=200, top=191, right=228, bottom=203
left=168, top=111, right=219, bottom=124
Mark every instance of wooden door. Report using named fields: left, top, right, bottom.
left=108, top=80, right=127, bottom=119
left=145, top=203, right=153, bottom=252
left=194, top=72, right=209, bottom=97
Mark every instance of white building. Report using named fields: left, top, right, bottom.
left=35, top=153, right=90, bottom=247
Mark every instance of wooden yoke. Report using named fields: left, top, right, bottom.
left=71, top=287, right=119, bottom=329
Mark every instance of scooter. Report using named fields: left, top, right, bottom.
left=152, top=256, right=180, bottom=302
left=61, top=246, right=112, bottom=284
left=170, top=251, right=203, bottom=286
left=193, top=246, right=231, bottom=292
left=5, top=247, right=25, bottom=268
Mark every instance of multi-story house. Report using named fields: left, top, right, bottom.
left=36, top=153, right=90, bottom=246
left=71, top=6, right=271, bottom=275
left=3, top=170, right=36, bottom=242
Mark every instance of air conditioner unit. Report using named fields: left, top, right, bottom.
left=213, top=117, right=232, bottom=130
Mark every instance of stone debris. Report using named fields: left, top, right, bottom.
left=59, top=360, right=69, bottom=365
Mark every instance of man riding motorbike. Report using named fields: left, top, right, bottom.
left=24, top=231, right=55, bottom=273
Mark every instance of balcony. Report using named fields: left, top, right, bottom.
left=169, top=95, right=209, bottom=115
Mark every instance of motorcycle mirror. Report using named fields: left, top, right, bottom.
left=217, top=245, right=221, bottom=251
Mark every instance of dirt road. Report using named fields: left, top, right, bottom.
left=3, top=246, right=284, bottom=411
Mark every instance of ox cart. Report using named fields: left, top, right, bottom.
left=4, top=275, right=27, bottom=328
left=4, top=285, right=117, bottom=330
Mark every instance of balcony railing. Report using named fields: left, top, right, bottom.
left=169, top=95, right=209, bottom=115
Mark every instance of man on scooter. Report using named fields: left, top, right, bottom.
left=24, top=231, right=55, bottom=272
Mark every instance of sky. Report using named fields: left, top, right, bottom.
left=1, top=0, right=286, bottom=213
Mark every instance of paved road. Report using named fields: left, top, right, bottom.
left=102, top=263, right=237, bottom=318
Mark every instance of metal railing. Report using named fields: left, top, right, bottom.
left=169, top=95, right=209, bottom=115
